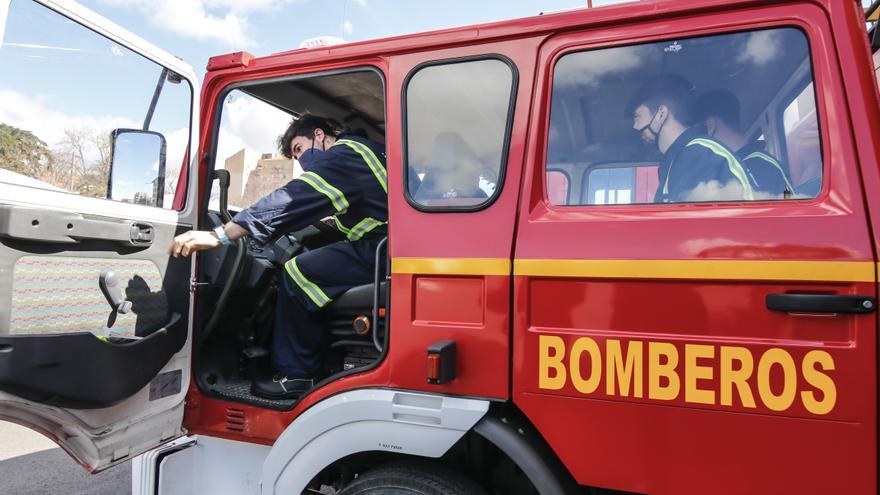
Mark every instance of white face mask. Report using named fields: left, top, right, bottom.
left=635, top=108, right=663, bottom=145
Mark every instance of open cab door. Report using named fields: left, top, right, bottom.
left=0, top=0, right=198, bottom=471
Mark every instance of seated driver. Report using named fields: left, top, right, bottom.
left=170, top=114, right=387, bottom=399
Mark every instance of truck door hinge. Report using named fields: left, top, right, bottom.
left=190, top=277, right=208, bottom=293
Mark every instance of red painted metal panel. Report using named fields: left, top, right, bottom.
left=186, top=33, right=539, bottom=438
left=384, top=36, right=540, bottom=400
left=180, top=3, right=880, bottom=492
left=388, top=273, right=510, bottom=397
left=414, top=277, right=485, bottom=326
left=513, top=2, right=877, bottom=494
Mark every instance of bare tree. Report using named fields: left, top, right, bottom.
left=51, top=128, right=113, bottom=197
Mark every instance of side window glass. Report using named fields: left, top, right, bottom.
left=212, top=90, right=298, bottom=210
left=405, top=58, right=515, bottom=209
left=547, top=169, right=570, bottom=205
left=782, top=82, right=821, bottom=197
left=583, top=164, right=658, bottom=205
left=547, top=27, right=820, bottom=206
left=0, top=0, right=192, bottom=209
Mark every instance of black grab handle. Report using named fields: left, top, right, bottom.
left=766, top=294, right=876, bottom=314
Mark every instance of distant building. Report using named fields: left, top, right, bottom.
left=223, top=149, right=301, bottom=208
left=152, top=177, right=163, bottom=208
left=133, top=191, right=151, bottom=205
left=223, top=148, right=261, bottom=207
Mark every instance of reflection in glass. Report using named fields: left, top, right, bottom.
left=108, top=130, right=165, bottom=207
left=406, top=59, right=514, bottom=208
left=546, top=27, right=821, bottom=206
left=0, top=0, right=191, bottom=208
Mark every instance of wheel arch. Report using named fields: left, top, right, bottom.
left=471, top=406, right=582, bottom=495
left=259, top=388, right=490, bottom=495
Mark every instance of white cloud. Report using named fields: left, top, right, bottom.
left=684, top=180, right=748, bottom=202
left=217, top=93, right=292, bottom=161
left=0, top=89, right=137, bottom=147
left=110, top=45, right=124, bottom=57
left=352, top=0, right=368, bottom=7
left=97, top=0, right=298, bottom=48
left=553, top=44, right=647, bottom=87
left=342, top=20, right=354, bottom=36
left=206, top=0, right=288, bottom=11
left=3, top=42, right=89, bottom=53
left=737, top=30, right=782, bottom=66
left=163, top=126, right=191, bottom=184
left=0, top=88, right=192, bottom=182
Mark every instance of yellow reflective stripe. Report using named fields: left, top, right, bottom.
left=347, top=217, right=386, bottom=241
left=333, top=216, right=386, bottom=240
left=333, top=216, right=352, bottom=236
left=745, top=151, right=796, bottom=193
left=391, top=258, right=876, bottom=282
left=335, top=139, right=387, bottom=193
left=392, top=258, right=510, bottom=276
left=297, top=171, right=349, bottom=212
left=514, top=259, right=875, bottom=283
left=284, top=257, right=332, bottom=307
left=686, top=138, right=754, bottom=200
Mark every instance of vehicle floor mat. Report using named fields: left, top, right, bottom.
left=206, top=375, right=298, bottom=410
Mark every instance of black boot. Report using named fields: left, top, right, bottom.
left=251, top=374, right=314, bottom=400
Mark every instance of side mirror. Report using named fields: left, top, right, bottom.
left=107, top=129, right=167, bottom=208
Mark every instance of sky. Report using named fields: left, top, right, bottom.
left=75, top=0, right=623, bottom=74
left=1, top=0, right=632, bottom=200
left=0, top=0, right=875, bottom=201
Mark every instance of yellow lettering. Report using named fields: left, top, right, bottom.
left=648, top=342, right=679, bottom=401
left=570, top=337, right=601, bottom=394
left=538, top=335, right=566, bottom=390
left=606, top=340, right=643, bottom=398
left=719, top=346, right=756, bottom=408
left=757, top=348, right=797, bottom=411
left=685, top=344, right=715, bottom=405
left=801, top=350, right=836, bottom=415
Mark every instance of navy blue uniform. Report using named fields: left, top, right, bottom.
left=232, top=134, right=387, bottom=377
left=655, top=126, right=754, bottom=203
left=738, top=140, right=794, bottom=197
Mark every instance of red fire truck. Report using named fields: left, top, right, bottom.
left=1, top=0, right=879, bottom=494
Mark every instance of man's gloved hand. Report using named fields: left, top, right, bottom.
left=169, top=230, right=221, bottom=257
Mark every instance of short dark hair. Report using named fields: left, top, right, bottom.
left=277, top=114, right=340, bottom=159
left=627, top=74, right=696, bottom=126
left=693, top=89, right=741, bottom=132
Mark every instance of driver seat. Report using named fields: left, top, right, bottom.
left=325, top=281, right=388, bottom=311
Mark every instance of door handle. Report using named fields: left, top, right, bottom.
left=129, top=222, right=154, bottom=245
left=766, top=293, right=876, bottom=314
left=0, top=205, right=154, bottom=246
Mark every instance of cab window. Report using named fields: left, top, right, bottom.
left=0, top=0, right=192, bottom=209
left=210, top=89, right=301, bottom=211
left=547, top=27, right=820, bottom=205
left=405, top=57, right=516, bottom=209
left=547, top=169, right=570, bottom=205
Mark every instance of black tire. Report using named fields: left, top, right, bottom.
left=339, top=461, right=488, bottom=495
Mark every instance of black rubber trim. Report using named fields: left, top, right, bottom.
left=152, top=439, right=197, bottom=495
left=473, top=409, right=581, bottom=495
left=0, top=313, right=186, bottom=409
left=766, top=293, right=876, bottom=314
